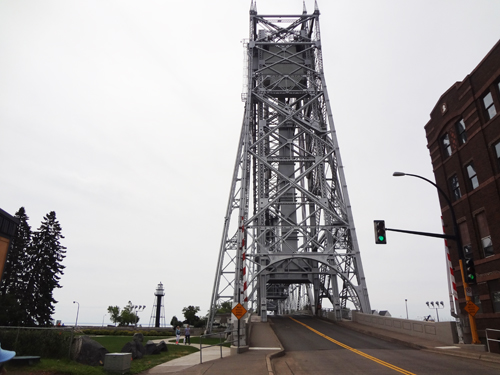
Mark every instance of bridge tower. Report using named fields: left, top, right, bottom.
left=208, top=1, right=371, bottom=332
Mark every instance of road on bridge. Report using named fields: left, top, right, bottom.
left=270, top=315, right=500, bottom=375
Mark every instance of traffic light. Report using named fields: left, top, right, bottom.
left=374, top=220, right=386, bottom=244
left=464, top=258, right=477, bottom=284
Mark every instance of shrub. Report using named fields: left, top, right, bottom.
left=0, top=328, right=72, bottom=359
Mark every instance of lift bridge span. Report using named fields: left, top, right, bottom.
left=207, top=1, right=371, bottom=334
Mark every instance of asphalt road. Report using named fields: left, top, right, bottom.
left=270, top=315, right=500, bottom=375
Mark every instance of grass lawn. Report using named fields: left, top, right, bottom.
left=5, top=336, right=198, bottom=375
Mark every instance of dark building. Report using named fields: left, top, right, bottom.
left=425, top=39, right=500, bottom=346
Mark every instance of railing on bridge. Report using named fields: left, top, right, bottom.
left=486, top=328, right=500, bottom=353
left=198, top=328, right=238, bottom=364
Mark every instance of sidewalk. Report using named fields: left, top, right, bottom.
left=143, top=317, right=283, bottom=375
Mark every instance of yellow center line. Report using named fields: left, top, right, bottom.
left=289, top=317, right=417, bottom=375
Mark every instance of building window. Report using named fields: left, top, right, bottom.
left=476, top=212, right=494, bottom=257
left=455, top=118, right=467, bottom=145
left=492, top=291, right=500, bottom=313
left=482, top=236, right=494, bottom=257
left=442, top=133, right=452, bottom=158
left=491, top=280, right=500, bottom=313
left=465, top=162, right=479, bottom=190
left=449, top=174, right=461, bottom=201
left=494, top=141, right=500, bottom=172
left=483, top=91, right=497, bottom=120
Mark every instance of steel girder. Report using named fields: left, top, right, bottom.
left=207, top=2, right=370, bottom=333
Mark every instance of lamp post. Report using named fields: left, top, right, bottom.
left=393, top=172, right=480, bottom=343
left=426, top=301, right=445, bottom=322
left=73, top=301, right=80, bottom=328
left=405, top=299, right=408, bottom=319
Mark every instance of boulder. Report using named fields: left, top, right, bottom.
left=157, top=340, right=168, bottom=352
left=145, top=342, right=160, bottom=355
left=145, top=340, right=168, bottom=355
left=121, top=340, right=146, bottom=359
left=133, top=333, right=144, bottom=343
left=72, top=336, right=109, bottom=366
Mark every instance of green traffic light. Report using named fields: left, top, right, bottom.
left=378, top=236, right=385, bottom=241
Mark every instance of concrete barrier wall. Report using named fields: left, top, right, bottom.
left=351, top=312, right=458, bottom=344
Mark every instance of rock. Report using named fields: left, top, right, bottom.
left=145, top=342, right=160, bottom=355
left=157, top=340, right=168, bottom=352
left=121, top=340, right=146, bottom=359
left=145, top=340, right=168, bottom=355
left=133, top=333, right=144, bottom=343
left=72, top=336, right=109, bottom=366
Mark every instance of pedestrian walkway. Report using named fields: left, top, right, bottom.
left=144, top=340, right=231, bottom=374
left=143, top=316, right=283, bottom=375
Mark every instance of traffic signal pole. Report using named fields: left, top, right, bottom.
left=382, top=225, right=480, bottom=344
left=392, top=172, right=480, bottom=344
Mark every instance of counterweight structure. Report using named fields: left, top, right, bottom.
left=208, top=1, right=370, bottom=332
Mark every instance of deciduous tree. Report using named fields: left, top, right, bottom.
left=182, top=305, right=201, bottom=326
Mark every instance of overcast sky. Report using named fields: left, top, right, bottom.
left=1, top=0, right=499, bottom=326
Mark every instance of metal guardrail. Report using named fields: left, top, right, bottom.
left=198, top=329, right=237, bottom=364
left=486, top=328, right=500, bottom=353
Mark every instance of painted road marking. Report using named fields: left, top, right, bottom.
left=289, top=317, right=416, bottom=375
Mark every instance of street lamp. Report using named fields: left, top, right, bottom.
left=73, top=301, right=80, bottom=328
left=426, top=301, right=444, bottom=322
left=393, top=171, right=480, bottom=343
left=405, top=299, right=408, bottom=319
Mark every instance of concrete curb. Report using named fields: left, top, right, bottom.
left=265, top=319, right=286, bottom=375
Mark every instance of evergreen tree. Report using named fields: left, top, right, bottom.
left=0, top=207, right=31, bottom=295
left=28, top=211, right=66, bottom=326
left=0, top=207, right=32, bottom=325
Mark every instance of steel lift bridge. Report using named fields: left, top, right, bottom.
left=207, top=1, right=371, bottom=334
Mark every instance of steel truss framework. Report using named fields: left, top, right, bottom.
left=208, top=1, right=370, bottom=332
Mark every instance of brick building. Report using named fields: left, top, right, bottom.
left=425, top=39, right=500, bottom=345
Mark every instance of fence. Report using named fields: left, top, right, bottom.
left=486, top=328, right=500, bottom=353
left=198, top=329, right=237, bottom=364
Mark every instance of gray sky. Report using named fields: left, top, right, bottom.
left=1, top=0, right=499, bottom=325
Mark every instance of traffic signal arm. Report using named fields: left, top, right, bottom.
left=385, top=227, right=456, bottom=240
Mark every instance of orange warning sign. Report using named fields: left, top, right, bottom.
left=464, top=301, right=479, bottom=317
left=231, top=303, right=247, bottom=320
